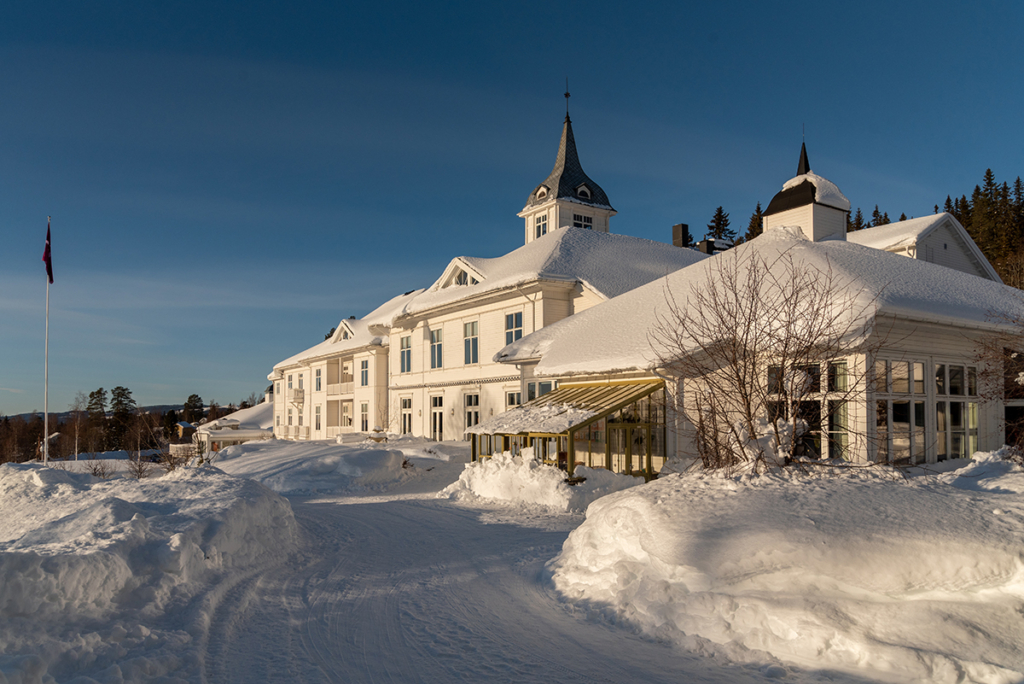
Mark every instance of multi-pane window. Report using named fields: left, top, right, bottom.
left=276, top=415, right=280, bottom=427
left=298, top=374, right=304, bottom=390
left=767, top=362, right=848, bottom=460
left=430, top=329, right=443, bottom=369
left=315, top=369, right=322, bottom=392
left=401, top=398, right=413, bottom=435
left=400, top=336, right=412, bottom=373
left=875, top=359, right=926, bottom=465
left=464, top=322, right=479, bottom=364
left=526, top=381, right=552, bottom=402
left=360, top=360, right=369, bottom=386
left=935, top=363, right=979, bottom=461
left=431, top=395, right=444, bottom=441
left=505, top=312, right=523, bottom=345
left=315, top=405, right=321, bottom=431
left=573, top=214, right=593, bottom=229
left=361, top=403, right=369, bottom=432
left=275, top=382, right=280, bottom=396
left=287, top=408, right=293, bottom=426
left=287, top=375, right=293, bottom=390
left=507, top=391, right=521, bottom=408
left=535, top=215, right=548, bottom=238
left=465, top=394, right=480, bottom=432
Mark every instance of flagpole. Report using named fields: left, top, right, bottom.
left=44, top=216, right=50, bottom=466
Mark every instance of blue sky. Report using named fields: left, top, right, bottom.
left=2, top=1, right=1023, bottom=415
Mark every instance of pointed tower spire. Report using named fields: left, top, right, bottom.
left=518, top=102, right=617, bottom=244
left=797, top=142, right=811, bottom=176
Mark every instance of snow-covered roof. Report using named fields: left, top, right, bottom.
left=780, top=172, right=850, bottom=212
left=394, top=227, right=708, bottom=319
left=847, top=214, right=948, bottom=251
left=496, top=226, right=1024, bottom=377
left=199, top=401, right=274, bottom=432
left=847, top=213, right=1001, bottom=282
left=273, top=317, right=385, bottom=371
left=467, top=380, right=662, bottom=436
left=360, top=288, right=425, bottom=328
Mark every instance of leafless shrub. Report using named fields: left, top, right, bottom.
left=87, top=457, right=113, bottom=480
left=161, top=447, right=192, bottom=472
left=651, top=245, right=884, bottom=473
left=126, top=454, right=151, bottom=479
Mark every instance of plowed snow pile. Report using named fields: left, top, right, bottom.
left=0, top=463, right=297, bottom=683
left=441, top=451, right=643, bottom=512
left=550, top=451, right=1024, bottom=684
left=214, top=436, right=465, bottom=496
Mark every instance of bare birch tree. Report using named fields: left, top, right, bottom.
left=651, top=245, right=883, bottom=472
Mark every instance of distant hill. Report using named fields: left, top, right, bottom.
left=7, top=405, right=197, bottom=421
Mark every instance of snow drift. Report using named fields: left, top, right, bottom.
left=214, top=438, right=449, bottom=495
left=441, top=452, right=643, bottom=512
left=549, top=454, right=1024, bottom=683
left=0, top=463, right=297, bottom=682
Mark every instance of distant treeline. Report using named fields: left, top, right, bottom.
left=0, top=387, right=262, bottom=464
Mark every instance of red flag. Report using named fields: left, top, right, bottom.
left=42, top=218, right=53, bottom=284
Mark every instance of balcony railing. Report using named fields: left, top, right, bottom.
left=326, top=382, right=354, bottom=396
left=290, top=388, right=305, bottom=404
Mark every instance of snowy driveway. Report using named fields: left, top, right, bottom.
left=197, top=496, right=829, bottom=684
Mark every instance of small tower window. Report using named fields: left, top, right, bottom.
left=535, top=186, right=548, bottom=200
left=573, top=214, right=593, bottom=229
left=535, top=214, right=548, bottom=238
left=576, top=184, right=591, bottom=200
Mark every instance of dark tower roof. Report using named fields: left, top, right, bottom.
left=523, top=115, right=613, bottom=210
left=764, top=143, right=850, bottom=217
left=797, top=142, right=810, bottom=176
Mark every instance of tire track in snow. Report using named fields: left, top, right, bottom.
left=199, top=496, right=843, bottom=683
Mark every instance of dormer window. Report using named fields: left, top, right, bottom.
left=535, top=186, right=549, bottom=200
left=576, top=184, right=591, bottom=200
left=447, top=268, right=479, bottom=288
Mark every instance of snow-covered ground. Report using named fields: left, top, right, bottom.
left=3, top=438, right=1023, bottom=683
left=551, top=452, right=1024, bottom=684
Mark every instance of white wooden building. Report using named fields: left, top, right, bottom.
left=476, top=145, right=1021, bottom=472
left=267, top=113, right=707, bottom=441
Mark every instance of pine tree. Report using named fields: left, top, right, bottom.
left=870, top=205, right=885, bottom=227
left=87, top=388, right=107, bottom=420
left=849, top=207, right=867, bottom=232
left=183, top=394, right=204, bottom=423
left=706, top=206, right=735, bottom=241
left=743, top=202, right=764, bottom=242
left=899, top=213, right=908, bottom=221
left=882, top=212, right=891, bottom=225
left=108, top=386, right=136, bottom=451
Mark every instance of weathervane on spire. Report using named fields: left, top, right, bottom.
left=565, top=78, right=570, bottom=118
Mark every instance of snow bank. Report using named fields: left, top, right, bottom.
left=550, top=457, right=1024, bottom=683
left=214, top=437, right=463, bottom=496
left=441, top=452, right=643, bottom=513
left=0, top=462, right=297, bottom=682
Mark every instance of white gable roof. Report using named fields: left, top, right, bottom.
left=497, top=226, right=1024, bottom=377
left=848, top=213, right=1000, bottom=282
left=395, top=227, right=708, bottom=318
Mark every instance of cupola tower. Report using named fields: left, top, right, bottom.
left=762, top=143, right=850, bottom=242
left=518, top=97, right=616, bottom=244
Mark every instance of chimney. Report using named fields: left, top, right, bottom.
left=672, top=223, right=691, bottom=248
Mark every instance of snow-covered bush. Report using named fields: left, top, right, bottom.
left=440, top=451, right=642, bottom=512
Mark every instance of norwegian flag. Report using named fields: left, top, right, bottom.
left=42, top=218, right=53, bottom=284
